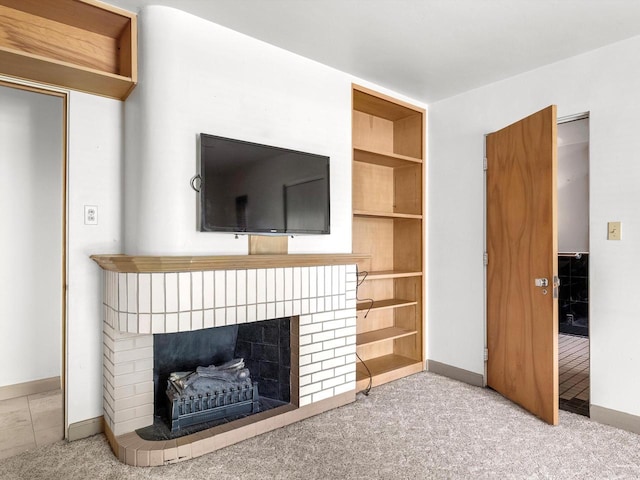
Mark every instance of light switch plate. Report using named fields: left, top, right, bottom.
left=607, top=221, right=621, bottom=240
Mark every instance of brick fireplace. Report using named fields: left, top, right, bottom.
left=93, top=254, right=364, bottom=466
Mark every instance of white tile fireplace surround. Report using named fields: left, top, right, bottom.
left=92, top=254, right=366, bottom=466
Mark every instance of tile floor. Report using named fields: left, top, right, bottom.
left=0, top=389, right=64, bottom=460
left=559, top=333, right=590, bottom=416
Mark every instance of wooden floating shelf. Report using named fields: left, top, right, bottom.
left=356, top=327, right=417, bottom=347
left=353, top=210, right=422, bottom=220
left=0, top=0, right=137, bottom=100
left=362, top=270, right=423, bottom=280
left=355, top=354, right=423, bottom=390
left=353, top=147, right=422, bottom=168
left=356, top=298, right=417, bottom=313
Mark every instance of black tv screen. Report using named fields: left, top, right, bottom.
left=199, top=134, right=330, bottom=234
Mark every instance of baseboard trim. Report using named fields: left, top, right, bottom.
left=68, top=416, right=104, bottom=441
left=427, top=360, right=484, bottom=387
left=0, top=376, right=61, bottom=401
left=590, top=404, right=640, bottom=435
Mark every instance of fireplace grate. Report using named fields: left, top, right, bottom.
left=167, top=382, right=259, bottom=433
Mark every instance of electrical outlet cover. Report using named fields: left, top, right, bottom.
left=84, top=205, right=98, bottom=225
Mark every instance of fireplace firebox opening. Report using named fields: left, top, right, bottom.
left=138, top=316, right=298, bottom=440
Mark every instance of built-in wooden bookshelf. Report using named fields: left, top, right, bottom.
left=352, top=84, right=425, bottom=391
left=0, top=0, right=137, bottom=99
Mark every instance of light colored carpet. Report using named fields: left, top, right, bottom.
left=2, top=371, right=639, bottom=479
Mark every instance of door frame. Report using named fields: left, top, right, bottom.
left=483, top=109, right=591, bottom=401
left=0, top=76, right=69, bottom=437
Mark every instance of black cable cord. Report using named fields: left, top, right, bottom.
left=356, top=267, right=374, bottom=318
left=360, top=298, right=374, bottom=318
left=356, top=352, right=372, bottom=396
left=355, top=266, right=373, bottom=396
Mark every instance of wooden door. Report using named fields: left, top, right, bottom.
left=486, top=105, right=559, bottom=425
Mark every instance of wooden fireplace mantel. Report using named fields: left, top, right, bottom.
left=90, top=253, right=369, bottom=273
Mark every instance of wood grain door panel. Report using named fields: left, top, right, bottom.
left=486, top=105, right=559, bottom=425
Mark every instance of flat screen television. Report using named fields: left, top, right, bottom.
left=199, top=134, right=330, bottom=234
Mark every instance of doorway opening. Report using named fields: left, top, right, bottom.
left=0, top=80, right=67, bottom=458
left=557, top=114, right=590, bottom=417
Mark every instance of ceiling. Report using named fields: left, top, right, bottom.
left=105, top=0, right=640, bottom=103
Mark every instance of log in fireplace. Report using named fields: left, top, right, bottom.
left=148, top=317, right=292, bottom=437
left=166, top=359, right=259, bottom=433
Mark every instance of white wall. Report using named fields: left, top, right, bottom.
left=558, top=119, right=589, bottom=253
left=57, top=5, right=424, bottom=427
left=66, top=91, right=123, bottom=426
left=428, top=35, right=640, bottom=417
left=0, top=86, right=63, bottom=386
left=558, top=144, right=589, bottom=253
left=124, top=6, right=354, bottom=255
